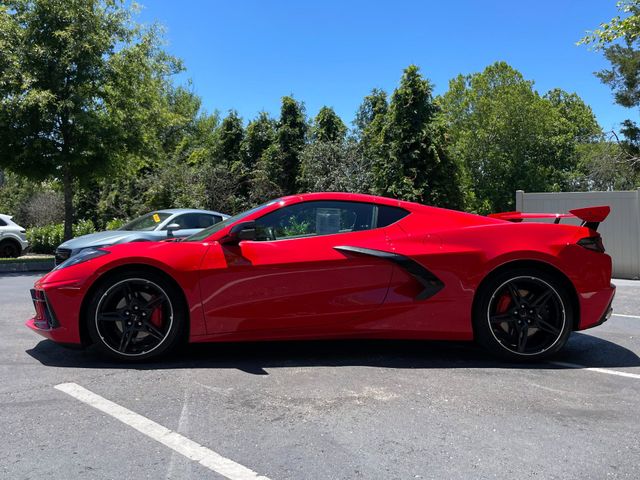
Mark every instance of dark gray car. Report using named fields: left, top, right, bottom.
left=55, top=208, right=229, bottom=265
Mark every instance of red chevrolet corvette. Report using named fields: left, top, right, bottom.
left=27, top=192, right=615, bottom=362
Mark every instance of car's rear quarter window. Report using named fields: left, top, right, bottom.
left=377, top=205, right=409, bottom=227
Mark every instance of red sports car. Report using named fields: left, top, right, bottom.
left=27, top=192, right=615, bottom=362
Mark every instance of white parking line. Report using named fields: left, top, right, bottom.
left=549, top=361, right=640, bottom=380
left=54, top=383, right=271, bottom=480
left=613, top=313, right=640, bottom=319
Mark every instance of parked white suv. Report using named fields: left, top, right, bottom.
left=0, top=214, right=28, bottom=258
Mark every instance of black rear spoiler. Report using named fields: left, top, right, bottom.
left=489, top=206, right=611, bottom=231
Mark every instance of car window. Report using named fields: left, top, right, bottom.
left=170, top=213, right=218, bottom=230
left=255, top=201, right=377, bottom=241
left=0, top=219, right=6, bottom=227
left=377, top=205, right=409, bottom=227
left=186, top=199, right=282, bottom=242
left=122, top=212, right=171, bottom=231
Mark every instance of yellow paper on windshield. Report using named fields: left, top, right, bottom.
left=153, top=213, right=161, bottom=223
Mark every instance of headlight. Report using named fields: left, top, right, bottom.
left=54, top=248, right=110, bottom=271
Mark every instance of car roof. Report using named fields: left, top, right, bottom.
left=155, top=208, right=229, bottom=218
left=0, top=214, right=13, bottom=221
left=281, top=192, right=423, bottom=210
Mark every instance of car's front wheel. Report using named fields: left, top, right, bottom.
left=473, top=268, right=573, bottom=361
left=86, top=270, right=186, bottom=361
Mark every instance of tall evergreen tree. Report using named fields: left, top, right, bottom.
left=374, top=65, right=464, bottom=208
left=243, top=112, right=276, bottom=169
left=312, top=106, right=347, bottom=142
left=276, top=96, right=307, bottom=194
left=354, top=88, right=388, bottom=137
left=215, top=110, right=244, bottom=167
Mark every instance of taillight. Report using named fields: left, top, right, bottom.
left=577, top=235, right=605, bottom=253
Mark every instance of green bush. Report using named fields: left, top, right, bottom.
left=27, top=220, right=96, bottom=254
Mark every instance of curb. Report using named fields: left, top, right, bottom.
left=0, top=260, right=54, bottom=273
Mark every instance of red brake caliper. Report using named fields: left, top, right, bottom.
left=496, top=293, right=511, bottom=314
left=149, top=299, right=163, bottom=328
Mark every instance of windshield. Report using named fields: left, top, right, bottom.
left=121, top=212, right=171, bottom=231
left=186, top=199, right=281, bottom=242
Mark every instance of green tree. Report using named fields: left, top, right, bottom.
left=312, top=106, right=347, bottom=143
left=353, top=88, right=388, bottom=162
left=354, top=88, right=388, bottom=136
left=215, top=110, right=244, bottom=167
left=0, top=0, right=182, bottom=239
left=544, top=88, right=602, bottom=142
left=579, top=0, right=640, bottom=47
left=243, top=112, right=276, bottom=169
left=580, top=1, right=640, bottom=163
left=276, top=96, right=307, bottom=194
left=375, top=65, right=464, bottom=209
left=76, top=87, right=209, bottom=226
left=441, top=62, right=596, bottom=213
left=298, top=140, right=374, bottom=193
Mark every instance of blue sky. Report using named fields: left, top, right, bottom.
left=137, top=0, right=629, bottom=132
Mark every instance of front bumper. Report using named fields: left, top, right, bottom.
left=26, top=281, right=85, bottom=345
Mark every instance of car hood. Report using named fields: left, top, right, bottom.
left=58, top=230, right=142, bottom=251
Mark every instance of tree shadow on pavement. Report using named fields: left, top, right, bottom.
left=26, top=332, right=640, bottom=375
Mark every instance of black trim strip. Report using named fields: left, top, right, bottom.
left=31, top=288, right=59, bottom=329
left=334, top=246, right=444, bottom=301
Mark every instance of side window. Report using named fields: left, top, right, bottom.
left=377, top=205, right=409, bottom=227
left=255, top=201, right=376, bottom=241
left=0, top=219, right=6, bottom=227
left=171, top=213, right=216, bottom=230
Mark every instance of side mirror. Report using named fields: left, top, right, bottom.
left=166, top=223, right=180, bottom=238
left=222, top=221, right=256, bottom=244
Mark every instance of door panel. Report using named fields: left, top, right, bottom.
left=199, top=230, right=393, bottom=334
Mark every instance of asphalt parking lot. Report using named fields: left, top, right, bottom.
left=1, top=273, right=639, bottom=480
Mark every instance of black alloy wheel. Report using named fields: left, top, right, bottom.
left=474, top=269, right=573, bottom=361
left=87, top=271, right=185, bottom=361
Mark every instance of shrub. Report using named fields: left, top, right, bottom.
left=27, top=220, right=96, bottom=254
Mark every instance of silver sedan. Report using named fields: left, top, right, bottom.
left=55, top=208, right=229, bottom=265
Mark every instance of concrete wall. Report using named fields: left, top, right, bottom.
left=516, top=189, right=640, bottom=280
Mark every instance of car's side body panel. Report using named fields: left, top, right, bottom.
left=198, top=229, right=394, bottom=335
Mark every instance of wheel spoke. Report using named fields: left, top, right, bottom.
left=144, top=322, right=164, bottom=340
left=536, top=318, right=560, bottom=336
left=123, top=282, right=135, bottom=303
left=144, top=295, right=165, bottom=311
left=531, top=289, right=553, bottom=309
left=490, top=313, right=515, bottom=324
left=118, top=327, right=136, bottom=352
left=98, top=311, right=122, bottom=322
left=517, top=326, right=529, bottom=352
left=507, top=283, right=522, bottom=307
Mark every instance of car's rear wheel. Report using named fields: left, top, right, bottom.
left=0, top=239, right=20, bottom=258
left=86, top=271, right=186, bottom=361
left=474, top=268, right=573, bottom=361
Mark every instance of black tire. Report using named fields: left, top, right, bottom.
left=86, top=270, right=187, bottom=361
left=473, top=267, right=573, bottom=362
left=0, top=239, right=20, bottom=258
